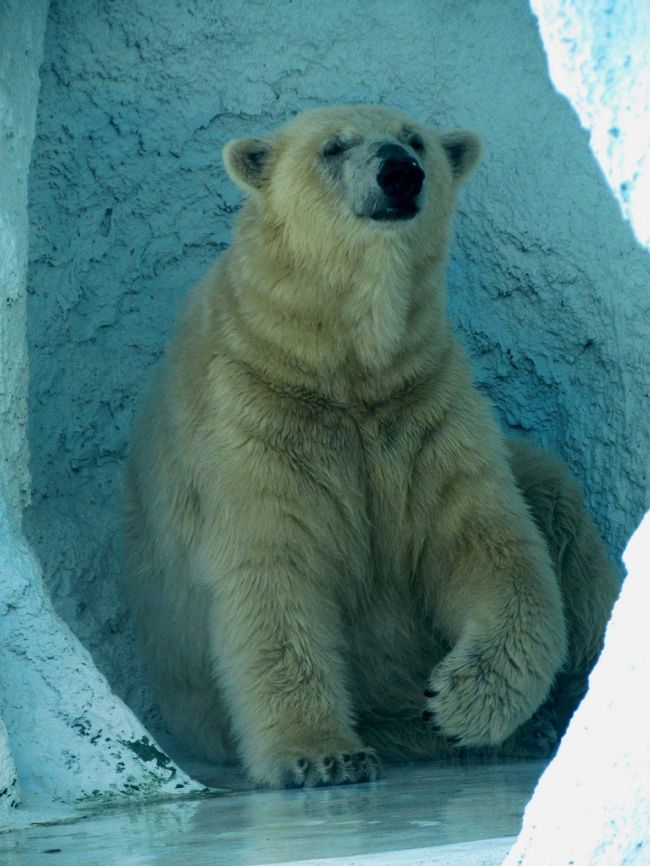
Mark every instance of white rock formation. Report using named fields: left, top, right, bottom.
left=0, top=503, right=202, bottom=810
left=0, top=0, right=200, bottom=820
left=502, top=512, right=649, bottom=866
left=531, top=0, right=650, bottom=250
left=0, top=0, right=50, bottom=815
left=503, top=2, right=650, bottom=862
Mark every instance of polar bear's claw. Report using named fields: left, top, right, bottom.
left=281, top=748, right=380, bottom=788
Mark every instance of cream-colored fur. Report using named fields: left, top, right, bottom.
left=123, top=105, right=619, bottom=788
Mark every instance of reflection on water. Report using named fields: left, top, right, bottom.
left=0, top=759, right=545, bottom=866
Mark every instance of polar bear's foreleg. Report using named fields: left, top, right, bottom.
left=420, top=469, right=567, bottom=747
left=201, top=505, right=378, bottom=788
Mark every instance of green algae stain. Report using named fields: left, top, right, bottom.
left=119, top=736, right=176, bottom=777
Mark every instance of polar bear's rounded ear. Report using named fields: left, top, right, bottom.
left=440, top=131, right=482, bottom=183
left=222, top=138, right=274, bottom=192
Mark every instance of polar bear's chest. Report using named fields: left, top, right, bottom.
left=354, top=407, right=438, bottom=546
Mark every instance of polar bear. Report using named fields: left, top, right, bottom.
left=123, top=105, right=619, bottom=788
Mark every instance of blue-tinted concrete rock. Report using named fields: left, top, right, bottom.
left=0, top=502, right=203, bottom=821
left=503, top=3, right=650, bottom=856
left=531, top=0, right=650, bottom=249
left=503, top=512, right=650, bottom=865
left=0, top=0, right=51, bottom=814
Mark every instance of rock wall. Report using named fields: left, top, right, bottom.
left=23, top=0, right=650, bottom=749
left=0, top=0, right=51, bottom=815
left=0, top=0, right=45, bottom=530
left=532, top=0, right=650, bottom=251
left=504, top=512, right=650, bottom=865
left=504, top=3, right=649, bottom=863
left=0, top=509, right=201, bottom=823
left=0, top=0, right=200, bottom=821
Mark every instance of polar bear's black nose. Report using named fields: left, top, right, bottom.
left=376, top=144, right=425, bottom=200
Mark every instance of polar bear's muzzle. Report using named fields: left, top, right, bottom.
left=372, top=143, right=425, bottom=222
left=338, top=138, right=426, bottom=224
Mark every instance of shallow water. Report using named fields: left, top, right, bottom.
left=0, top=759, right=543, bottom=866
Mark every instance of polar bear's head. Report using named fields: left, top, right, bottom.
left=223, top=105, right=481, bottom=267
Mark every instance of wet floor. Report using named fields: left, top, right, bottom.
left=0, top=759, right=543, bottom=866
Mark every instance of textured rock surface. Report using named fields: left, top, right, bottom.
left=0, top=0, right=48, bottom=528
left=0, top=503, right=202, bottom=815
left=0, top=713, right=19, bottom=813
left=0, top=0, right=51, bottom=814
left=0, top=0, right=199, bottom=818
left=502, top=4, right=650, bottom=864
left=502, top=512, right=650, bottom=866
left=532, top=0, right=650, bottom=250
left=25, top=0, right=648, bottom=725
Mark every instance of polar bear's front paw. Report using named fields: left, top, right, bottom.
left=252, top=742, right=381, bottom=789
left=281, top=748, right=381, bottom=788
left=423, top=645, right=546, bottom=747
left=504, top=705, right=559, bottom=758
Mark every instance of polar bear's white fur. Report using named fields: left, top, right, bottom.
left=124, top=105, right=618, bottom=788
